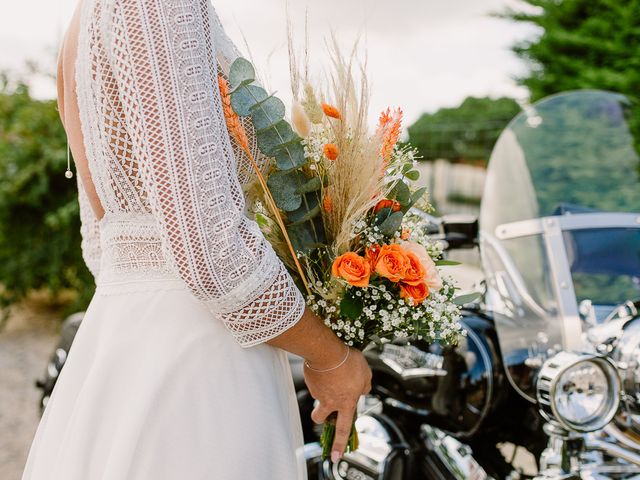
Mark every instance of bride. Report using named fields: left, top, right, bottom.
left=21, top=0, right=371, bottom=478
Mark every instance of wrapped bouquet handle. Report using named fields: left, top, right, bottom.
left=320, top=411, right=359, bottom=461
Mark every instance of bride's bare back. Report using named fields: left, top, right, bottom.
left=57, top=0, right=105, bottom=220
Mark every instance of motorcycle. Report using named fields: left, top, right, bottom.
left=37, top=90, right=640, bottom=479
left=296, top=90, right=640, bottom=479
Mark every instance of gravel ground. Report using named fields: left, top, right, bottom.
left=0, top=303, right=60, bottom=480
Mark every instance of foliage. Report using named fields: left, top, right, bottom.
left=504, top=0, right=640, bottom=172
left=0, top=76, right=93, bottom=318
left=509, top=92, right=640, bottom=217
left=407, top=96, right=521, bottom=165
left=227, top=58, right=325, bottom=255
left=503, top=0, right=640, bottom=102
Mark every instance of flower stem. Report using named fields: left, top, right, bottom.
left=319, top=412, right=359, bottom=460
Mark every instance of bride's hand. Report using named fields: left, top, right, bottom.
left=265, top=308, right=371, bottom=460
left=303, top=347, right=372, bottom=462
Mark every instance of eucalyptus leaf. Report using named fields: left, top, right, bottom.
left=405, top=170, right=420, bottom=181
left=231, top=84, right=268, bottom=116
left=402, top=186, right=428, bottom=212
left=453, top=292, right=481, bottom=306
left=379, top=211, right=404, bottom=236
left=266, top=170, right=307, bottom=212
left=256, top=120, right=298, bottom=156
left=289, top=222, right=324, bottom=252
left=228, top=58, right=256, bottom=90
left=249, top=95, right=286, bottom=131
left=287, top=192, right=320, bottom=224
left=289, top=204, right=321, bottom=226
left=391, top=180, right=411, bottom=205
left=296, top=176, right=322, bottom=195
left=225, top=56, right=329, bottom=256
left=274, top=141, right=307, bottom=171
left=375, top=207, right=393, bottom=225
left=411, top=186, right=427, bottom=203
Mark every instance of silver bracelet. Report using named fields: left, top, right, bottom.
left=304, top=345, right=350, bottom=373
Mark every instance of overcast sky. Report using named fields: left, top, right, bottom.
left=0, top=0, right=539, bottom=124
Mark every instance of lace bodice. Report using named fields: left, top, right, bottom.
left=74, top=0, right=305, bottom=347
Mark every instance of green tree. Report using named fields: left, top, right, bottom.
left=0, top=74, right=93, bottom=319
left=505, top=0, right=640, bottom=101
left=407, top=96, right=521, bottom=165
left=505, top=0, right=640, bottom=179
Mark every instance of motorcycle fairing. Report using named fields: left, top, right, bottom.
left=479, top=90, right=640, bottom=401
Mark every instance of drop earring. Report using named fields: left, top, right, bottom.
left=65, top=140, right=74, bottom=179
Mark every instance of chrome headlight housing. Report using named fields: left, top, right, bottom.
left=537, top=352, right=621, bottom=432
left=613, top=318, right=640, bottom=415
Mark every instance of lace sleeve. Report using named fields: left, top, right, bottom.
left=77, top=177, right=102, bottom=280
left=104, top=0, right=305, bottom=347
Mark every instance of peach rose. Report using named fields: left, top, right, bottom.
left=374, top=244, right=409, bottom=283
left=323, top=143, right=339, bottom=161
left=373, top=199, right=401, bottom=214
left=332, top=252, right=371, bottom=287
left=399, top=282, right=430, bottom=305
left=403, top=251, right=426, bottom=286
left=401, top=228, right=411, bottom=240
left=401, top=241, right=443, bottom=292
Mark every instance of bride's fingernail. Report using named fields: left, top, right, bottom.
left=331, top=451, right=341, bottom=463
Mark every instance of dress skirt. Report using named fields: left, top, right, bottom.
left=21, top=276, right=306, bottom=479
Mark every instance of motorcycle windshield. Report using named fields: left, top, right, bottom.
left=479, top=90, right=640, bottom=399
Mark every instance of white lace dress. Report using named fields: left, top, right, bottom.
left=21, top=0, right=307, bottom=478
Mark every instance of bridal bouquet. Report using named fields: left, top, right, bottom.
left=217, top=44, right=464, bottom=458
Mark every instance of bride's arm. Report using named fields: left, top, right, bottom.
left=104, top=0, right=306, bottom=347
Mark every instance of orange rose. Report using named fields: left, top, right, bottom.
left=373, top=199, right=401, bottom=214
left=399, top=282, right=430, bottom=305
left=323, top=143, right=339, bottom=161
left=332, top=252, right=371, bottom=287
left=374, top=244, right=409, bottom=282
left=403, top=251, right=426, bottom=286
left=322, top=103, right=342, bottom=120
left=365, top=245, right=381, bottom=269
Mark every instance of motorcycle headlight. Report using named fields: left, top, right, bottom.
left=537, top=352, right=620, bottom=432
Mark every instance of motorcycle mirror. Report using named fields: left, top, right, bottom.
left=441, top=214, right=478, bottom=249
